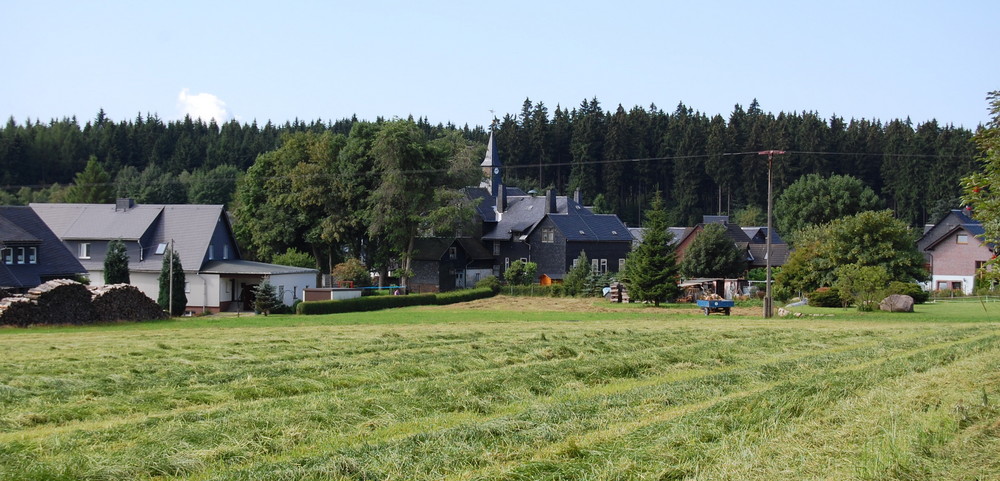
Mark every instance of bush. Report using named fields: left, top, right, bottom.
left=475, top=276, right=502, bottom=294
left=808, top=287, right=844, bottom=307
left=886, top=281, right=929, bottom=304
left=297, top=288, right=495, bottom=315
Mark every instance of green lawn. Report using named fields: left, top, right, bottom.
left=1, top=298, right=998, bottom=480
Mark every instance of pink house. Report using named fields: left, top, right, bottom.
left=917, top=209, right=994, bottom=294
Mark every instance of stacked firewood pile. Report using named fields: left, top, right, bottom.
left=0, top=280, right=166, bottom=327
left=91, top=284, right=167, bottom=323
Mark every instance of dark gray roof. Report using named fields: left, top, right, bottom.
left=919, top=208, right=990, bottom=251
left=549, top=213, right=632, bottom=242
left=411, top=237, right=493, bottom=261
left=741, top=226, right=785, bottom=245
left=0, top=206, right=87, bottom=289
left=32, top=203, right=238, bottom=273
left=29, top=203, right=162, bottom=240
left=476, top=191, right=590, bottom=241
left=199, top=259, right=317, bottom=275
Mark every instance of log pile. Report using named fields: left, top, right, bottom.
left=0, top=296, right=39, bottom=327
left=0, top=279, right=166, bottom=327
left=91, top=284, right=167, bottom=322
left=26, top=279, right=94, bottom=325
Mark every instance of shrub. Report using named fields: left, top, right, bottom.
left=886, top=281, right=930, bottom=304
left=475, top=276, right=502, bottom=294
left=808, top=287, right=844, bottom=307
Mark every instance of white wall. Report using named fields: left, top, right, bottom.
left=269, top=272, right=318, bottom=305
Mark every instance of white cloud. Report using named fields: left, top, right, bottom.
left=176, top=88, right=229, bottom=123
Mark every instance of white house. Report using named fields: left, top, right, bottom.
left=31, top=200, right=318, bottom=313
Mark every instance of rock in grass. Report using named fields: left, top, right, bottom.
left=880, top=294, right=914, bottom=313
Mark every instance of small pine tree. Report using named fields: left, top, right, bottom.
left=625, top=193, right=681, bottom=306
left=157, top=248, right=187, bottom=316
left=103, top=239, right=130, bottom=284
left=253, top=280, right=281, bottom=316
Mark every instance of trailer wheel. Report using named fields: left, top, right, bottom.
left=704, top=307, right=710, bottom=316
left=724, top=308, right=731, bottom=316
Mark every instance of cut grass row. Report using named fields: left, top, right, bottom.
left=0, top=300, right=997, bottom=480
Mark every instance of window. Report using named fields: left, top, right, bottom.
left=28, top=247, right=37, bottom=264
left=2, top=248, right=11, bottom=265
left=504, top=257, right=510, bottom=270
left=600, top=258, right=608, bottom=273
left=591, top=258, right=599, bottom=273
left=952, top=281, right=962, bottom=290
left=184, top=281, right=191, bottom=293
left=155, top=243, right=167, bottom=255
left=448, top=247, right=457, bottom=260
left=208, top=245, right=215, bottom=260
left=957, top=234, right=969, bottom=244
left=493, top=243, right=500, bottom=256
left=541, top=228, right=555, bottom=243
left=79, top=243, right=91, bottom=259
left=618, top=258, right=626, bottom=271
left=223, top=245, right=230, bottom=259
left=16, top=247, right=25, bottom=264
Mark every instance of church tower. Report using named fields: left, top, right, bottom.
left=480, top=121, right=501, bottom=195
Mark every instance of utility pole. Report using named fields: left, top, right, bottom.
left=168, top=238, right=174, bottom=316
left=758, top=150, right=785, bottom=318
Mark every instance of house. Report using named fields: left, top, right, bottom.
left=0, top=206, right=87, bottom=293
left=409, top=237, right=494, bottom=293
left=917, top=208, right=993, bottom=294
left=462, top=131, right=633, bottom=285
left=30, top=200, right=318, bottom=313
left=674, top=216, right=790, bottom=271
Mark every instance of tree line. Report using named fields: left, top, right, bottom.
left=0, top=98, right=982, bottom=230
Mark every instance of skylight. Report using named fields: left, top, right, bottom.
left=155, top=243, right=168, bottom=255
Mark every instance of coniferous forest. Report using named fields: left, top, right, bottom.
left=0, top=97, right=981, bottom=230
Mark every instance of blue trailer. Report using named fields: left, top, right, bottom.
left=696, top=299, right=733, bottom=316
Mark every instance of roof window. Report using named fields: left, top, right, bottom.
left=155, top=243, right=168, bottom=255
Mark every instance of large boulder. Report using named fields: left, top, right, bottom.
left=880, top=294, right=914, bottom=313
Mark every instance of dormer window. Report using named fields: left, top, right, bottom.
left=28, top=247, right=37, bottom=264
left=2, top=248, right=12, bottom=265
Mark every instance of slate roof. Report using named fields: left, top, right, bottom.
left=411, top=237, right=493, bottom=261
left=548, top=214, right=632, bottom=242
left=0, top=206, right=87, bottom=289
left=29, top=203, right=162, bottom=240
left=471, top=189, right=608, bottom=242
left=199, top=260, right=316, bottom=276
left=31, top=203, right=239, bottom=274
left=919, top=208, right=990, bottom=251
left=741, top=226, right=785, bottom=245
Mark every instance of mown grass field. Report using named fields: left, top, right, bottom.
left=1, top=297, right=998, bottom=480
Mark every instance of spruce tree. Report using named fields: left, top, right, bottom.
left=103, top=239, right=130, bottom=284
left=253, top=280, right=281, bottom=316
left=157, top=248, right=187, bottom=316
left=624, top=193, right=680, bottom=306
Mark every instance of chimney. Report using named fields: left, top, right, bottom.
left=573, top=189, right=582, bottom=204
left=115, top=198, right=135, bottom=212
left=546, top=189, right=557, bottom=214
left=496, top=184, right=507, bottom=214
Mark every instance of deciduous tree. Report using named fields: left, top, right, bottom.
left=775, top=173, right=882, bottom=244
left=679, top=223, right=746, bottom=279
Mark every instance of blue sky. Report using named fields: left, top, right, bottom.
left=2, top=1, right=996, bottom=129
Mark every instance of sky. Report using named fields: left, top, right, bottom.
left=2, top=1, right=997, bottom=130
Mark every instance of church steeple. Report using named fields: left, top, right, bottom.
left=480, top=120, right=501, bottom=195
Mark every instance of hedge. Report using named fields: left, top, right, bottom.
left=297, top=288, right=495, bottom=315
